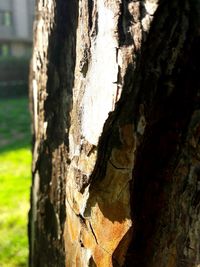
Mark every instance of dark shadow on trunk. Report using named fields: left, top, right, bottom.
left=29, top=1, right=79, bottom=266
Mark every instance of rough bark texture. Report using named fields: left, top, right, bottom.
left=29, top=0, right=200, bottom=266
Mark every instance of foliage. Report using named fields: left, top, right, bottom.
left=0, top=98, right=31, bottom=267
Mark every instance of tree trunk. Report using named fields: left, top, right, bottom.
left=29, top=0, right=200, bottom=266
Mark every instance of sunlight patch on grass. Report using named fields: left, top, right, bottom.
left=0, top=98, right=31, bottom=267
left=0, top=148, right=31, bottom=267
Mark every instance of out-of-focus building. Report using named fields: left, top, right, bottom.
left=0, top=0, right=35, bottom=58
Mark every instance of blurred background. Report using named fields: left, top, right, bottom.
left=0, top=0, right=35, bottom=266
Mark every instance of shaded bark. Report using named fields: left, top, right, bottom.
left=29, top=0, right=200, bottom=266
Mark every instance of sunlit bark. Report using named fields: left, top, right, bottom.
left=29, top=0, right=200, bottom=266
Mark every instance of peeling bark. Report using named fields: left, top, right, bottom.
left=29, top=0, right=200, bottom=266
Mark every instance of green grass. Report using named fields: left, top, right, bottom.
left=0, top=98, right=31, bottom=267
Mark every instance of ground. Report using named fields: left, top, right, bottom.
left=0, top=98, right=31, bottom=267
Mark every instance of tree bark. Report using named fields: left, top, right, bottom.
left=29, top=0, right=200, bottom=266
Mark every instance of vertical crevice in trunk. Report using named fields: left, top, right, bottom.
left=29, top=0, right=79, bottom=266
left=124, top=1, right=200, bottom=266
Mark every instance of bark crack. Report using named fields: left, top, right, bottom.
left=89, top=221, right=98, bottom=245
left=89, top=222, right=117, bottom=259
left=65, top=196, right=79, bottom=216
left=109, top=159, right=130, bottom=170
left=116, top=181, right=130, bottom=200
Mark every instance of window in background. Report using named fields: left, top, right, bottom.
left=0, top=11, right=12, bottom=26
left=0, top=44, right=10, bottom=57
left=4, top=11, right=12, bottom=26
